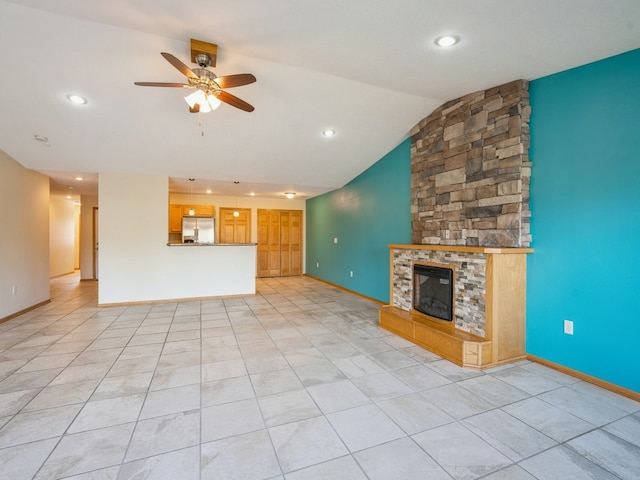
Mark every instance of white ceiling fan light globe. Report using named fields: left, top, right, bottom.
left=184, top=90, right=208, bottom=109
left=207, top=95, right=221, bottom=110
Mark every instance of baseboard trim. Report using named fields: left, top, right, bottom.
left=0, top=299, right=51, bottom=325
left=527, top=354, right=640, bottom=402
left=303, top=274, right=384, bottom=305
left=98, top=292, right=256, bottom=308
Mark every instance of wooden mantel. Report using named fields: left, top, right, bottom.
left=380, top=244, right=533, bottom=369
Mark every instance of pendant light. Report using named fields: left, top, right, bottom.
left=188, top=178, right=195, bottom=215
left=233, top=181, right=240, bottom=217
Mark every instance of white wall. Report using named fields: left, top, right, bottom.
left=49, top=196, right=76, bottom=277
left=98, top=173, right=256, bottom=304
left=79, top=195, right=98, bottom=280
left=0, top=150, right=50, bottom=319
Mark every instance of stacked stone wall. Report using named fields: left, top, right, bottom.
left=410, top=79, right=531, bottom=247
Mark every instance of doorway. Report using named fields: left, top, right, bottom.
left=257, top=209, right=302, bottom=277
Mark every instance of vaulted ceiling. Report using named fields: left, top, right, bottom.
left=1, top=1, right=639, bottom=200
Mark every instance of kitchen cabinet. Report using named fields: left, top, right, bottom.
left=169, top=204, right=215, bottom=233
left=182, top=205, right=215, bottom=216
left=169, top=205, right=183, bottom=233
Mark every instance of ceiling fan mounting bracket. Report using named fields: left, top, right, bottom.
left=190, top=38, right=217, bottom=67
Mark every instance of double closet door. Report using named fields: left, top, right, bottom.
left=257, top=209, right=302, bottom=277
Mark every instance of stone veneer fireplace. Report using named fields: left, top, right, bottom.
left=380, top=79, right=533, bottom=368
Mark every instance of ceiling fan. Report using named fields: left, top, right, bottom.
left=135, top=39, right=256, bottom=113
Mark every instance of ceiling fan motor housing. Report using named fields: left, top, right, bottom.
left=195, top=53, right=212, bottom=68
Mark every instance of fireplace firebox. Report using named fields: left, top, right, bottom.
left=413, top=264, right=454, bottom=322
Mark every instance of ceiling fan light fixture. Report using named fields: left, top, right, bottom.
left=284, top=192, right=296, bottom=199
left=184, top=90, right=220, bottom=112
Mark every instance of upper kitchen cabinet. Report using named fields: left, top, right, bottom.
left=169, top=204, right=215, bottom=233
left=169, top=205, right=183, bottom=233
left=182, top=205, right=215, bottom=216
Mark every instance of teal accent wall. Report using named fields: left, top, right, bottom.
left=306, top=140, right=412, bottom=302
left=528, top=48, right=640, bottom=392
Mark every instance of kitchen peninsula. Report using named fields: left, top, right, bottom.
left=161, top=201, right=256, bottom=301
left=163, top=242, right=257, bottom=299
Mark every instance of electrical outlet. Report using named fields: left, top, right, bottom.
left=564, top=319, right=574, bottom=335
left=333, top=237, right=338, bottom=244
left=350, top=270, right=353, bottom=278
left=316, top=262, right=320, bottom=268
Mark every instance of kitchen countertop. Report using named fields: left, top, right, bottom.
left=167, top=243, right=257, bottom=246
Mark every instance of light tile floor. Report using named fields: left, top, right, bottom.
left=0, top=273, right=639, bottom=479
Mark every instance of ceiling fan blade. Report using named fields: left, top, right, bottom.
left=214, top=74, right=257, bottom=89
left=134, top=82, right=189, bottom=87
left=161, top=52, right=197, bottom=79
left=216, top=91, right=255, bottom=112
left=189, top=103, right=200, bottom=113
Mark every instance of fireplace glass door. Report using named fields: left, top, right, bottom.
left=413, top=264, right=453, bottom=321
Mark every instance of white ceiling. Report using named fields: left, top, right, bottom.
left=1, top=1, right=639, bottom=200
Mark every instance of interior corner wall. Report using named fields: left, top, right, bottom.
left=0, top=150, right=50, bottom=319
left=528, top=48, right=640, bottom=393
left=305, top=140, right=412, bottom=303
left=49, top=196, right=76, bottom=277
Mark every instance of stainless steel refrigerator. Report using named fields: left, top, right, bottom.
left=182, top=216, right=215, bottom=244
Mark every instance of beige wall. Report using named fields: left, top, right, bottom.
left=0, top=150, right=50, bottom=319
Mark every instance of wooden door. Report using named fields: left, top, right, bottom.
left=219, top=208, right=251, bottom=244
left=257, top=209, right=302, bottom=277
left=289, top=210, right=302, bottom=275
left=280, top=212, right=291, bottom=276
left=257, top=210, right=281, bottom=277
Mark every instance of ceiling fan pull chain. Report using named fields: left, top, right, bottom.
left=199, top=111, right=205, bottom=136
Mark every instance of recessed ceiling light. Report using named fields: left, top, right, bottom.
left=75, top=176, right=84, bottom=181
left=323, top=129, right=336, bottom=137
left=435, top=35, right=460, bottom=47
left=284, top=192, right=296, bottom=199
left=66, top=195, right=72, bottom=199
left=67, top=94, right=87, bottom=105
left=206, top=189, right=212, bottom=194
left=249, top=192, right=256, bottom=196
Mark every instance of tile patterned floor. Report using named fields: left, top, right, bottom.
left=1, top=273, right=639, bottom=479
